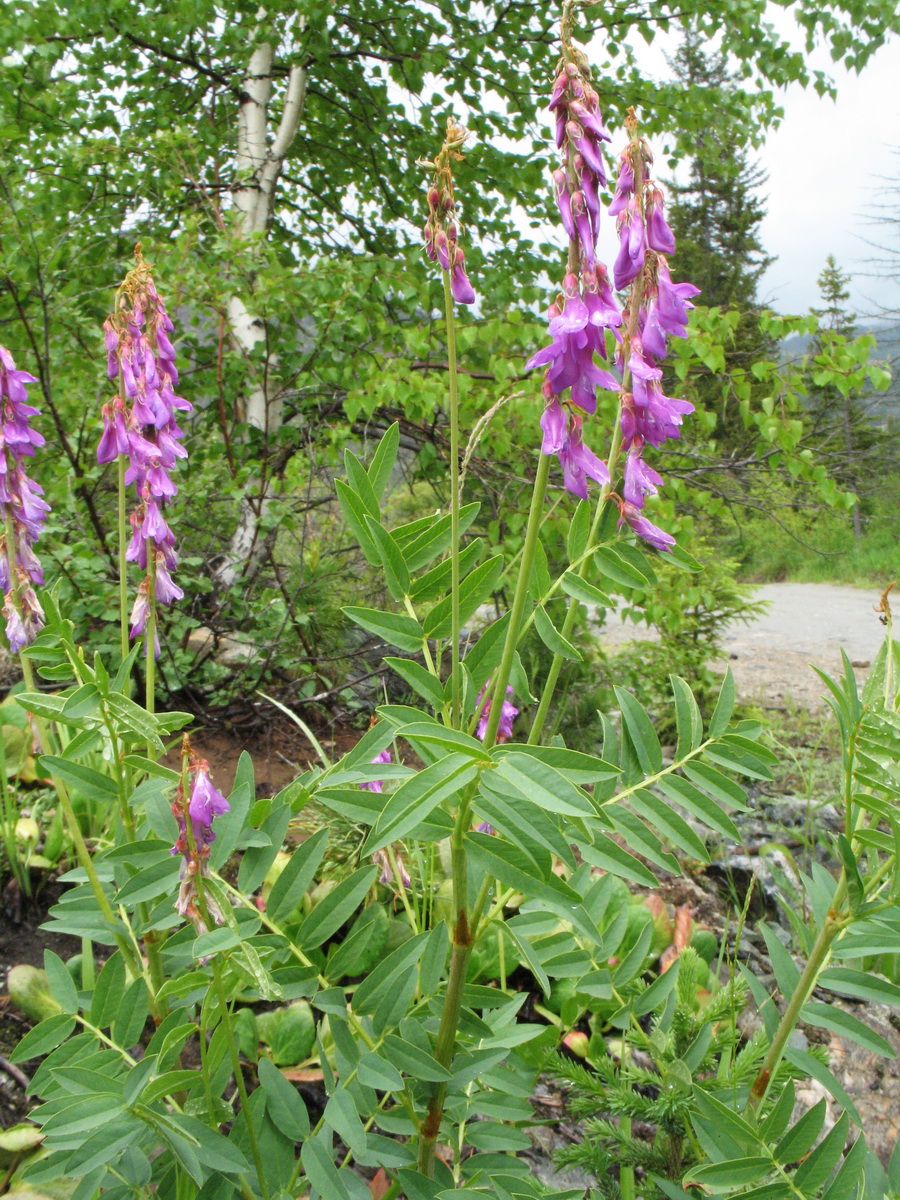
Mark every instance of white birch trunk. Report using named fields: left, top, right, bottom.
left=216, top=33, right=307, bottom=585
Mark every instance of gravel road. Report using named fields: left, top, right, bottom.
left=601, top=581, right=892, bottom=709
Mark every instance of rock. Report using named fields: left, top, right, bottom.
left=824, top=1000, right=900, bottom=1166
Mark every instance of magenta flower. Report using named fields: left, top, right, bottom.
left=476, top=684, right=518, bottom=743
left=623, top=439, right=663, bottom=507
left=171, top=753, right=230, bottom=935
left=619, top=501, right=675, bottom=552
left=361, top=748, right=392, bottom=794
left=0, top=345, right=48, bottom=651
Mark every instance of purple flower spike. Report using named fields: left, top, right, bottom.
left=423, top=124, right=478, bottom=306
left=620, top=501, right=675, bottom=552
left=171, top=751, right=230, bottom=936
left=0, top=344, right=48, bottom=651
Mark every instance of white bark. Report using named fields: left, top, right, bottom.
left=216, top=32, right=307, bottom=586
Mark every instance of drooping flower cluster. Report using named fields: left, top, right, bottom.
left=476, top=684, right=518, bottom=744
left=99, top=247, right=191, bottom=651
left=610, top=130, right=700, bottom=551
left=528, top=28, right=700, bottom=552
left=171, top=744, right=230, bottom=934
left=423, top=119, right=476, bottom=305
left=0, top=347, right=49, bottom=651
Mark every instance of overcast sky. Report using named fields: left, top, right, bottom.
left=757, top=35, right=900, bottom=319
left=592, top=23, right=900, bottom=320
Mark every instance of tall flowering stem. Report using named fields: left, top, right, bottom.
left=423, top=119, right=475, bottom=729
left=100, top=246, right=191, bottom=695
left=524, top=11, right=699, bottom=743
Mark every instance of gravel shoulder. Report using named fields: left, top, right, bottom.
left=600, top=581, right=890, bottom=709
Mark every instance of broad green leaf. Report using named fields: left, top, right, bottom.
left=819, top=967, right=900, bottom=1006
left=707, top=668, right=735, bottom=737
left=656, top=775, right=741, bottom=839
left=90, top=952, right=126, bottom=1027
left=800, top=1002, right=894, bottom=1056
left=793, top=1112, right=849, bottom=1193
left=401, top=502, right=481, bottom=572
left=670, top=675, right=704, bottom=756
left=258, top=1056, right=310, bottom=1141
left=343, top=606, right=425, bottom=653
left=491, top=743, right=619, bottom=785
left=357, top=1052, right=404, bottom=1092
left=615, top=686, right=663, bottom=773
left=595, top=545, right=651, bottom=588
left=629, top=789, right=709, bottom=861
left=384, top=657, right=445, bottom=708
left=533, top=604, right=581, bottom=660
left=43, top=950, right=78, bottom=1015
left=365, top=516, right=410, bottom=600
left=577, top=832, right=659, bottom=887
left=104, top=693, right=164, bottom=752
left=566, top=500, right=591, bottom=562
left=773, top=1098, right=826, bottom=1163
left=112, top=978, right=150, bottom=1049
left=323, top=1087, right=367, bottom=1159
left=301, top=1136, right=355, bottom=1200
left=343, top=448, right=380, bottom=516
left=382, top=1035, right=450, bottom=1082
left=39, top=756, right=118, bottom=803
left=10, top=1013, right=76, bottom=1063
left=633, top=958, right=680, bottom=1016
left=353, top=931, right=430, bottom=1015
left=686, top=1157, right=771, bottom=1190
left=366, top=421, right=400, bottom=499
left=362, top=754, right=480, bottom=854
left=335, top=479, right=381, bottom=564
left=296, top=866, right=378, bottom=949
left=266, top=828, right=328, bottom=922
left=492, top=753, right=595, bottom=818
left=422, top=555, right=504, bottom=639
left=683, top=761, right=749, bottom=808
left=559, top=571, right=614, bottom=610
left=408, top=538, right=483, bottom=604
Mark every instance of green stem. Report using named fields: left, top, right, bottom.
left=527, top=422, right=622, bottom=745
left=442, top=270, right=463, bottom=730
left=145, top=552, right=157, bottom=757
left=211, top=961, right=270, bottom=1200
left=481, top=452, right=552, bottom=749
left=748, top=875, right=848, bottom=1110
left=117, top=454, right=129, bottom=664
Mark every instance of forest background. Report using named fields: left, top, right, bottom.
left=0, top=0, right=898, bottom=723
